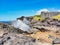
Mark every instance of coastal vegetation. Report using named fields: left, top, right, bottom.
left=33, top=15, right=44, bottom=21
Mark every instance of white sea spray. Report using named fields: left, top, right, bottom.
left=12, top=19, right=31, bottom=32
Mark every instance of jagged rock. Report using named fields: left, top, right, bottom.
left=0, top=33, right=35, bottom=45
left=0, top=23, right=30, bottom=34
left=53, top=38, right=60, bottom=44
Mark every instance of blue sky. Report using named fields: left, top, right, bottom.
left=0, top=0, right=60, bottom=21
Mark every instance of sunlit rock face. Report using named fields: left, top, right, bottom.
left=12, top=19, right=31, bottom=32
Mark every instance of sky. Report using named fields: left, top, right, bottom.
left=0, top=0, right=60, bottom=21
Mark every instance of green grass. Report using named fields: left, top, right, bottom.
left=33, top=15, right=44, bottom=21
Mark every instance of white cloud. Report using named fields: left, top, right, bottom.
left=58, top=10, right=60, bottom=12
left=35, top=8, right=60, bottom=15
left=49, top=8, right=60, bottom=12
left=35, top=9, right=49, bottom=15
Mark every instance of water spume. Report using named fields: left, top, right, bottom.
left=12, top=19, right=31, bottom=32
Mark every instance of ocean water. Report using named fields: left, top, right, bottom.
left=0, top=21, right=11, bottom=24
